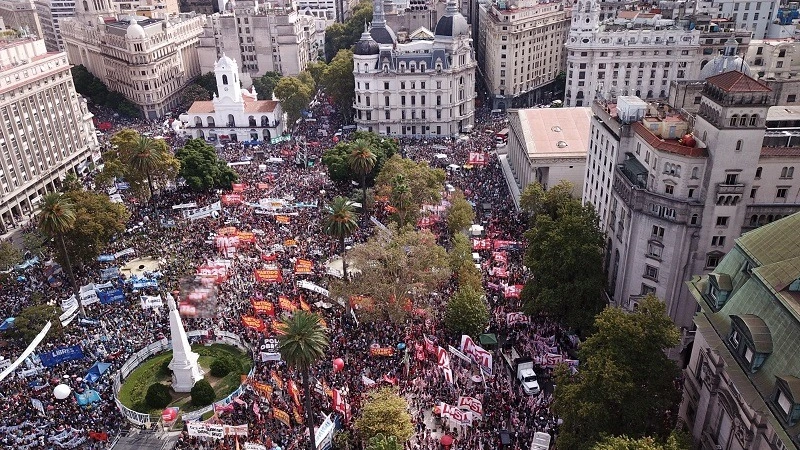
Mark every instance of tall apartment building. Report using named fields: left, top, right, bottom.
left=178, top=0, right=217, bottom=15
left=693, top=0, right=779, bottom=39
left=564, top=1, right=701, bottom=107
left=34, top=0, right=76, bottom=51
left=60, top=0, right=205, bottom=119
left=0, top=37, right=99, bottom=233
left=745, top=39, right=800, bottom=107
left=352, top=0, right=476, bottom=137
left=0, top=0, right=43, bottom=36
left=197, top=0, right=321, bottom=86
left=477, top=0, right=570, bottom=110
left=110, top=0, right=179, bottom=18
left=584, top=71, right=800, bottom=342
left=680, top=212, right=800, bottom=450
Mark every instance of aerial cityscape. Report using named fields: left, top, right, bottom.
left=0, top=0, right=799, bottom=447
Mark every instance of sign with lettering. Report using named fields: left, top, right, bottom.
left=460, top=335, right=493, bottom=376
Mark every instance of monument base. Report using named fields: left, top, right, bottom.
left=169, top=352, right=205, bottom=393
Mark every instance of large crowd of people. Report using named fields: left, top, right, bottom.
left=0, top=98, right=575, bottom=450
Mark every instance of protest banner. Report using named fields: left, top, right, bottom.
left=39, top=345, right=85, bottom=367
left=221, top=194, right=243, bottom=205
left=140, top=295, right=163, bottom=309
left=232, top=183, right=246, bottom=192
left=254, top=268, right=282, bottom=283
left=460, top=335, right=493, bottom=376
left=273, top=408, right=291, bottom=427
left=506, top=312, right=530, bottom=325
left=251, top=299, right=275, bottom=316
left=369, top=344, right=395, bottom=357
left=457, top=396, right=483, bottom=415
left=439, top=402, right=472, bottom=425
left=252, top=381, right=273, bottom=399
left=294, top=259, right=313, bottom=275
left=278, top=296, right=297, bottom=312
left=467, top=152, right=487, bottom=166
left=242, top=315, right=266, bottom=332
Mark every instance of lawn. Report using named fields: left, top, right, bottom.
left=117, top=343, right=251, bottom=414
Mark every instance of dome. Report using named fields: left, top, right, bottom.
left=700, top=37, right=752, bottom=79
left=125, top=17, right=146, bottom=40
left=434, top=0, right=469, bottom=38
left=354, top=29, right=380, bottom=55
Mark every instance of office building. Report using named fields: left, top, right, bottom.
left=477, top=0, right=570, bottom=110
left=693, top=0, right=778, bottom=39
left=584, top=71, right=800, bottom=341
left=0, top=37, right=99, bottom=233
left=680, top=212, right=800, bottom=450
left=352, top=0, right=476, bottom=137
left=34, top=0, right=76, bottom=51
left=0, top=0, right=43, bottom=36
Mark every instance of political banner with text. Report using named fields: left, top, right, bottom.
left=457, top=396, right=483, bottom=416
left=439, top=402, right=472, bottom=425
left=242, top=315, right=266, bottom=332
left=254, top=268, right=282, bottom=283
left=251, top=299, right=275, bottom=316
left=278, top=296, right=297, bottom=312
left=273, top=407, right=291, bottom=427
left=506, top=312, right=530, bottom=325
left=294, top=259, right=313, bottom=275
left=39, top=345, right=85, bottom=367
left=460, top=335, right=493, bottom=376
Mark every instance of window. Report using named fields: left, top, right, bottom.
left=781, top=167, right=794, bottom=179
left=652, top=225, right=665, bottom=238
left=755, top=167, right=762, bottom=178
left=736, top=140, right=742, bottom=152
left=750, top=187, right=758, bottom=198
left=779, top=49, right=787, bottom=58
left=716, top=216, right=729, bottom=227
left=647, top=241, right=663, bottom=259
left=688, top=188, right=695, bottom=198
left=644, top=265, right=659, bottom=281
left=729, top=328, right=741, bottom=347
left=789, top=95, right=797, bottom=103
left=691, top=167, right=699, bottom=179
left=641, top=284, right=657, bottom=295
left=778, top=188, right=788, bottom=198
left=690, top=214, right=699, bottom=225
left=665, top=185, right=674, bottom=195
left=725, top=173, right=739, bottom=185
left=706, top=254, right=721, bottom=268
left=712, top=236, right=726, bottom=246
left=384, top=82, right=389, bottom=90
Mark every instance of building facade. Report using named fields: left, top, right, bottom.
left=179, top=55, right=285, bottom=143
left=477, top=0, right=570, bottom=110
left=680, top=212, right=800, bottom=450
left=110, top=0, right=179, bottom=19
left=0, top=37, right=99, bottom=233
left=693, top=0, right=779, bottom=39
left=565, top=1, right=701, bottom=107
left=352, top=0, right=476, bottom=137
left=197, top=1, right=321, bottom=86
left=584, top=71, right=800, bottom=341
left=505, top=106, right=589, bottom=205
left=34, top=0, right=76, bottom=51
left=0, top=0, right=43, bottom=36
left=60, top=0, right=205, bottom=119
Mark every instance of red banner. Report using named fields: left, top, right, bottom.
left=299, top=297, right=311, bottom=312
left=369, top=344, right=395, bottom=357
left=292, top=405, right=303, bottom=424
left=273, top=407, right=290, bottom=427
left=197, top=265, right=228, bottom=283
left=294, top=259, right=313, bottom=275
left=472, top=239, right=492, bottom=250
left=288, top=380, right=301, bottom=407
left=232, top=183, right=246, bottom=192
left=271, top=370, right=284, bottom=390
left=221, top=194, right=243, bottom=205
left=468, top=152, right=487, bottom=166
left=276, top=215, right=291, bottom=224
left=251, top=299, right=275, bottom=316
left=504, top=284, right=523, bottom=298
left=242, top=315, right=266, bottom=332
left=218, top=226, right=237, bottom=235
left=257, top=182, right=269, bottom=190
left=237, top=231, right=256, bottom=243
left=261, top=253, right=277, bottom=262
left=255, top=268, right=282, bottom=283
left=279, top=296, right=297, bottom=312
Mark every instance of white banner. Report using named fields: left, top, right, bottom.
left=31, top=398, right=45, bottom=415
left=59, top=305, right=79, bottom=327
left=172, top=202, right=198, bottom=210
left=187, top=422, right=225, bottom=439
left=140, top=295, right=163, bottom=309
left=457, top=396, right=483, bottom=416
left=448, top=345, right=471, bottom=363
left=115, top=398, right=151, bottom=426
left=297, top=280, right=329, bottom=297
left=113, top=248, right=135, bottom=259
left=61, top=295, right=77, bottom=312
left=186, top=201, right=221, bottom=221
left=439, top=402, right=472, bottom=425
left=245, top=444, right=267, bottom=450
left=81, top=293, right=99, bottom=306
left=0, top=321, right=52, bottom=382
left=506, top=312, right=530, bottom=325
left=260, top=352, right=281, bottom=362
left=460, top=335, right=493, bottom=376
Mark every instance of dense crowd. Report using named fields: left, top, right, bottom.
left=0, top=99, right=575, bottom=450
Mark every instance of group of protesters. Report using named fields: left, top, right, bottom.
left=0, top=97, right=575, bottom=450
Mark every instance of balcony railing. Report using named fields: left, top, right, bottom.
left=715, top=183, right=745, bottom=195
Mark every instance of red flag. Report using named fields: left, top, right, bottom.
left=89, top=431, right=108, bottom=441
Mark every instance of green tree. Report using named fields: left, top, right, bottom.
left=61, top=189, right=130, bottom=266
left=38, top=193, right=80, bottom=312
left=323, top=196, right=359, bottom=282
left=0, top=241, right=22, bottom=271
left=306, top=61, right=327, bottom=86
left=321, top=50, right=355, bottom=116
left=22, top=230, right=48, bottom=257
left=323, top=1, right=372, bottom=61
left=60, top=172, right=83, bottom=193
left=592, top=432, right=691, bottom=450
left=8, top=304, right=63, bottom=344
left=145, top=383, right=172, bottom=409
left=457, top=260, right=483, bottom=292
left=190, top=379, right=215, bottom=406
left=375, top=155, right=445, bottom=227
left=366, top=433, right=403, bottom=450
left=322, top=131, right=396, bottom=183
left=176, top=138, right=238, bottom=191
left=180, top=83, right=211, bottom=109
left=106, top=129, right=180, bottom=206
left=520, top=180, right=574, bottom=219
left=521, top=200, right=605, bottom=334
left=195, top=72, right=218, bottom=96
left=354, top=388, right=413, bottom=443
left=554, top=295, right=681, bottom=450
left=332, top=225, right=450, bottom=323
left=444, top=285, right=489, bottom=337
left=347, top=139, right=376, bottom=212
left=252, top=71, right=283, bottom=100
left=448, top=233, right=473, bottom=272
left=71, top=65, right=140, bottom=117
left=274, top=76, right=314, bottom=126
left=276, top=311, right=330, bottom=450
left=446, top=190, right=475, bottom=234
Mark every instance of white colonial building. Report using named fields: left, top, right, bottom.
left=179, top=55, right=285, bottom=143
left=60, top=0, right=205, bottom=119
left=352, top=0, right=476, bottom=137
left=565, top=1, right=701, bottom=107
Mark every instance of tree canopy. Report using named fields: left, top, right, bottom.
left=520, top=180, right=575, bottom=219
left=322, top=132, right=397, bottom=184
left=274, top=75, right=314, bottom=126
left=591, top=433, right=691, bottom=450
left=100, top=129, right=180, bottom=202
left=176, top=138, right=238, bottom=191
left=332, top=225, right=450, bottom=323
left=180, top=83, right=211, bottom=110
left=446, top=190, right=475, bottom=234
left=252, top=71, right=282, bottom=100
left=320, top=50, right=355, bottom=116
left=324, top=1, right=372, bottom=61
left=521, top=198, right=606, bottom=334
left=354, top=388, right=413, bottom=443
left=194, top=72, right=218, bottom=96
left=553, top=295, right=682, bottom=450
left=375, top=155, right=445, bottom=227
left=444, top=285, right=489, bottom=338
left=71, top=65, right=141, bottom=117
left=366, top=434, right=403, bottom=450
left=60, top=189, right=130, bottom=266
left=0, top=241, right=22, bottom=271
left=7, top=304, right=63, bottom=345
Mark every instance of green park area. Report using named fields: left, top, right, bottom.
left=117, top=343, right=251, bottom=415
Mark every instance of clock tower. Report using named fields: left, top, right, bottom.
left=214, top=54, right=243, bottom=103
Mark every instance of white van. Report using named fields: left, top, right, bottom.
left=531, top=432, right=551, bottom=450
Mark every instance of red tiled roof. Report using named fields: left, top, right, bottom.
left=706, top=71, right=772, bottom=93
left=632, top=122, right=708, bottom=158
left=761, top=147, right=800, bottom=157
left=186, top=99, right=279, bottom=114
left=187, top=101, right=214, bottom=113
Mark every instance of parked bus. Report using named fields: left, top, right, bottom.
left=496, top=128, right=509, bottom=146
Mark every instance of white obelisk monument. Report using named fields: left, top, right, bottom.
left=166, top=292, right=204, bottom=392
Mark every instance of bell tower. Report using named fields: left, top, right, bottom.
left=214, top=54, right=243, bottom=104
left=571, top=0, right=600, bottom=33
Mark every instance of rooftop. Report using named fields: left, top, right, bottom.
left=632, top=122, right=708, bottom=158
left=187, top=99, right=279, bottom=114
left=706, top=70, right=771, bottom=93
left=514, top=107, right=591, bottom=159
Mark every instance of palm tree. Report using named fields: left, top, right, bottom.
left=347, top=139, right=377, bottom=213
left=275, top=311, right=330, bottom=450
left=391, top=175, right=412, bottom=228
left=38, top=193, right=82, bottom=315
left=128, top=135, right=166, bottom=215
left=323, top=196, right=358, bottom=282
